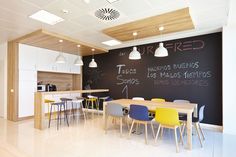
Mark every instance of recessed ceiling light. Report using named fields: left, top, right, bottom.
left=159, top=26, right=164, bottom=31
left=102, top=40, right=121, bottom=46
left=29, top=10, right=64, bottom=25
left=106, top=0, right=119, bottom=3
left=59, top=39, right=63, bottom=43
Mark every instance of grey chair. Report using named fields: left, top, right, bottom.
left=105, top=102, right=129, bottom=136
left=173, top=99, right=190, bottom=117
left=180, top=105, right=206, bottom=147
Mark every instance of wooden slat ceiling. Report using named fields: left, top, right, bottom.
left=13, top=29, right=108, bottom=56
left=103, top=8, right=195, bottom=41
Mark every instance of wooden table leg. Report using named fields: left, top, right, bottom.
left=187, top=112, right=192, bottom=150
left=103, top=102, right=107, bottom=130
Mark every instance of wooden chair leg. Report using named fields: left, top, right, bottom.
left=198, top=123, right=205, bottom=140
left=120, top=117, right=123, bottom=137
left=129, top=120, right=135, bottom=138
left=145, top=122, right=148, bottom=144
left=155, top=124, right=161, bottom=143
left=150, top=122, right=155, bottom=138
left=178, top=127, right=184, bottom=145
left=174, top=128, right=179, bottom=153
left=126, top=117, right=130, bottom=130
left=160, top=127, right=164, bottom=139
left=194, top=123, right=203, bottom=147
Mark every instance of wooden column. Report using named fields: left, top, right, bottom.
left=7, top=41, right=19, bottom=121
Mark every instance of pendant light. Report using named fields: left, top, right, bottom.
left=89, top=48, right=97, bottom=68
left=129, top=32, right=141, bottom=60
left=74, top=45, right=83, bottom=66
left=154, top=26, right=168, bottom=57
left=55, top=39, right=66, bottom=63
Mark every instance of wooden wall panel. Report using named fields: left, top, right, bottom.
left=37, top=71, right=81, bottom=91
left=7, top=41, right=19, bottom=121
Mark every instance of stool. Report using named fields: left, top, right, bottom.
left=44, top=99, right=56, bottom=118
left=48, top=102, right=69, bottom=130
left=60, top=98, right=74, bottom=119
left=85, top=95, right=99, bottom=113
left=98, top=96, right=110, bottom=111
left=71, top=98, right=87, bottom=120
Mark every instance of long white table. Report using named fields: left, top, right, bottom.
left=103, top=99, right=197, bottom=150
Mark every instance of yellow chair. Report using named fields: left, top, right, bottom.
left=155, top=108, right=183, bottom=153
left=44, top=99, right=56, bottom=118
left=150, top=98, right=166, bottom=113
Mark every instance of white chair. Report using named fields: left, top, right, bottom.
left=132, top=97, right=145, bottom=101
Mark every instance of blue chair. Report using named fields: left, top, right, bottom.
left=128, top=104, right=155, bottom=144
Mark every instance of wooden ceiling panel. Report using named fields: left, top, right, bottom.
left=13, top=29, right=108, bottom=56
left=103, top=8, right=195, bottom=41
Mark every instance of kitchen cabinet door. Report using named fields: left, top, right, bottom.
left=37, top=48, right=58, bottom=72
left=18, top=80, right=37, bottom=117
left=68, top=54, right=81, bottom=74
left=19, top=44, right=37, bottom=70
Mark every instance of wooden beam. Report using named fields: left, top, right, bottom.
left=7, top=41, right=19, bottom=121
left=103, top=8, right=195, bottom=41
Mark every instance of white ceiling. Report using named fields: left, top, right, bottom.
left=0, top=0, right=230, bottom=51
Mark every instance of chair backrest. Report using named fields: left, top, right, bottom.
left=173, top=99, right=190, bottom=103
left=151, top=98, right=166, bottom=103
left=199, top=105, right=205, bottom=122
left=132, top=97, right=145, bottom=101
left=106, top=102, right=124, bottom=117
left=129, top=104, right=149, bottom=121
left=155, top=108, right=180, bottom=126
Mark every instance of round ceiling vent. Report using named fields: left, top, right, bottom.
left=95, top=8, right=120, bottom=21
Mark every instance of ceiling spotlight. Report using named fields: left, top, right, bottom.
left=59, top=39, right=63, bottom=43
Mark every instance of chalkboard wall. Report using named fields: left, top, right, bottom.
left=83, top=32, right=222, bottom=125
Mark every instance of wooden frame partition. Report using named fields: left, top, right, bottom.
left=6, top=29, right=107, bottom=121
left=7, top=41, right=19, bottom=121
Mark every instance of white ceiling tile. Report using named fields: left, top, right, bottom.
left=22, top=0, right=58, bottom=8
left=44, top=0, right=88, bottom=20
left=112, top=0, right=152, bottom=16
left=0, top=0, right=40, bottom=16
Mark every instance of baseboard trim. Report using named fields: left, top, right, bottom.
left=18, top=116, right=34, bottom=121
left=200, top=123, right=223, bottom=132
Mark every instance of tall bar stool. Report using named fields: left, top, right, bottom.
left=70, top=97, right=87, bottom=120
left=44, top=99, right=55, bottom=118
left=60, top=98, right=73, bottom=119
left=48, top=102, right=69, bottom=130
left=85, top=95, right=99, bottom=113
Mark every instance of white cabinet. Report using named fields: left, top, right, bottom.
left=18, top=70, right=37, bottom=117
left=19, top=44, right=37, bottom=70
left=37, top=48, right=58, bottom=72
left=18, top=44, right=81, bottom=118
left=67, top=54, right=81, bottom=74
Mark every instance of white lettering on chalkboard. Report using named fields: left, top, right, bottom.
left=116, top=64, right=140, bottom=85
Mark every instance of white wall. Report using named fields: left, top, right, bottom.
left=223, top=26, right=236, bottom=135
left=222, top=0, right=236, bottom=135
left=0, top=42, right=7, bottom=119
